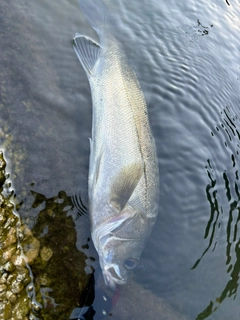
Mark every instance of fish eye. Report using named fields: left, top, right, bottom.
left=123, top=258, right=138, bottom=270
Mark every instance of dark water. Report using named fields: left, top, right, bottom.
left=0, top=0, right=240, bottom=319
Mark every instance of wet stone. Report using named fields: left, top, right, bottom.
left=27, top=285, right=33, bottom=292
left=0, top=273, right=8, bottom=284
left=3, top=227, right=17, bottom=247
left=1, top=245, right=16, bottom=264
left=0, top=172, right=5, bottom=188
left=0, top=150, right=39, bottom=318
left=2, top=261, right=15, bottom=273
left=5, top=291, right=17, bottom=304
left=6, top=274, right=16, bottom=286
left=40, top=246, right=53, bottom=262
left=0, top=301, right=11, bottom=319
left=4, top=216, right=17, bottom=229
left=15, top=266, right=29, bottom=279
left=11, top=299, right=32, bottom=320
left=0, top=153, right=6, bottom=170
left=0, top=284, right=7, bottom=293
left=11, top=280, right=24, bottom=294
left=0, top=291, right=7, bottom=301
left=0, top=214, right=6, bottom=225
left=10, top=254, right=26, bottom=268
left=22, top=237, right=40, bottom=265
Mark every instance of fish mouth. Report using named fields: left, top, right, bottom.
left=103, top=268, right=126, bottom=290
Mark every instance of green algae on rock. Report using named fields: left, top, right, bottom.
left=0, top=150, right=41, bottom=320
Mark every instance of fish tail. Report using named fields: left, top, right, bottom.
left=78, top=0, right=113, bottom=34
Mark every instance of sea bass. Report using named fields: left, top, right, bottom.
left=73, top=0, right=159, bottom=289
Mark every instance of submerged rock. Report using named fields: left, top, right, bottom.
left=106, top=280, right=188, bottom=320
left=28, top=190, right=91, bottom=320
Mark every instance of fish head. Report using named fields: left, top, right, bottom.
left=92, top=206, right=150, bottom=289
left=101, top=237, right=141, bottom=289
left=91, top=162, right=158, bottom=289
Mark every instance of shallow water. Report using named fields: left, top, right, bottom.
left=0, top=0, right=240, bottom=319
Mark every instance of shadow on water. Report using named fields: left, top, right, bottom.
left=192, top=107, right=240, bottom=319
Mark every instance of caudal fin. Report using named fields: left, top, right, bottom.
left=78, top=0, right=112, bottom=33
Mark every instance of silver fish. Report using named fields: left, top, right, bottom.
left=73, top=0, right=159, bottom=289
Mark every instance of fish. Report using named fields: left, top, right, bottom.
left=73, top=0, right=159, bottom=289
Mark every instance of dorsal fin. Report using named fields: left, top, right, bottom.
left=109, top=162, right=143, bottom=212
left=73, top=33, right=101, bottom=77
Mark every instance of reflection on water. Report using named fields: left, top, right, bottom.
left=193, top=107, right=240, bottom=319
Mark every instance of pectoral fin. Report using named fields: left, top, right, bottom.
left=93, top=151, right=102, bottom=186
left=73, top=33, right=101, bottom=77
left=89, top=143, right=103, bottom=195
left=109, top=163, right=143, bottom=212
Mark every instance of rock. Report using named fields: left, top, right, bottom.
left=106, top=280, right=188, bottom=320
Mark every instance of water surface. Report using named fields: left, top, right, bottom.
left=0, top=0, right=240, bottom=319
